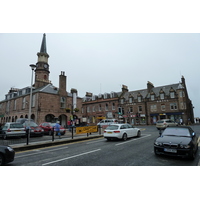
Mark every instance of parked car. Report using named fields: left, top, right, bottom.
left=0, top=145, right=15, bottom=166
left=156, top=119, right=178, bottom=130
left=97, top=119, right=118, bottom=128
left=104, top=123, right=141, bottom=141
left=154, top=126, right=199, bottom=160
left=39, top=122, right=66, bottom=135
left=23, top=121, right=44, bottom=137
left=0, top=122, right=26, bottom=139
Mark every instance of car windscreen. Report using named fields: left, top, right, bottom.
left=23, top=122, right=38, bottom=127
left=106, top=125, right=119, bottom=130
left=157, top=120, right=164, bottom=123
left=10, top=123, right=24, bottom=128
left=162, top=128, right=191, bottom=137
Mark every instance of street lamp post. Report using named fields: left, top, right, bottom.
left=27, top=64, right=36, bottom=145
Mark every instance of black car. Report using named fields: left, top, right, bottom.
left=0, top=145, right=15, bottom=166
left=154, top=126, right=199, bottom=160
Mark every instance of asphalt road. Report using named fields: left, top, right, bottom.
left=8, top=125, right=200, bottom=166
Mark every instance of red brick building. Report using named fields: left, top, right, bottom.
left=82, top=78, right=194, bottom=125
left=0, top=34, right=82, bottom=127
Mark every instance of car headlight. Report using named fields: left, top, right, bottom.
left=154, top=141, right=163, bottom=146
left=180, top=144, right=191, bottom=149
left=7, top=146, right=14, bottom=152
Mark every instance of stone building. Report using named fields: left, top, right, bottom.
left=82, top=77, right=194, bottom=125
left=0, top=34, right=82, bottom=126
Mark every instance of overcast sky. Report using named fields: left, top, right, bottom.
left=0, top=33, right=200, bottom=117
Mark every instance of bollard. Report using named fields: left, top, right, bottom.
left=26, top=129, right=29, bottom=145
left=52, top=129, right=54, bottom=141
left=72, top=126, right=74, bottom=139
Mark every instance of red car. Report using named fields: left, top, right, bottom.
left=39, top=122, right=66, bottom=135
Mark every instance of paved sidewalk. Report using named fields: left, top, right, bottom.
left=11, top=129, right=103, bottom=152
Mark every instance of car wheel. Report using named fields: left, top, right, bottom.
left=0, top=154, right=4, bottom=166
left=137, top=130, right=141, bottom=137
left=122, top=133, right=127, bottom=141
left=106, top=138, right=111, bottom=141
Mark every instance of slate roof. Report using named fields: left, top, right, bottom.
left=121, top=82, right=184, bottom=100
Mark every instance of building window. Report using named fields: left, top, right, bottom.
left=161, top=104, right=165, bottom=111
left=151, top=95, right=155, bottom=101
left=87, top=106, right=90, bottom=113
left=105, top=103, right=108, bottom=111
left=60, top=97, right=66, bottom=108
left=170, top=92, right=175, bottom=98
left=138, top=106, right=142, bottom=112
left=121, top=98, right=124, bottom=104
left=129, top=97, right=133, bottom=103
left=22, top=97, right=26, bottom=109
left=99, top=105, right=102, bottom=111
left=170, top=103, right=177, bottom=110
left=112, top=103, right=115, bottom=110
left=160, top=93, right=164, bottom=99
left=138, top=96, right=141, bottom=102
left=6, top=101, right=10, bottom=112
left=93, top=106, right=96, bottom=112
left=150, top=105, right=157, bottom=112
left=14, top=100, right=17, bottom=110
left=129, top=107, right=133, bottom=113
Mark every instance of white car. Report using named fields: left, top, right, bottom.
left=104, top=123, right=141, bottom=141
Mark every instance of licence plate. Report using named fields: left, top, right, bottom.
left=164, top=148, right=177, bottom=153
left=107, top=132, right=112, bottom=134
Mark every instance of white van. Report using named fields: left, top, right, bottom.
left=97, top=119, right=118, bottom=128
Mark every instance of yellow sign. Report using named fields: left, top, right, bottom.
left=76, top=126, right=98, bottom=134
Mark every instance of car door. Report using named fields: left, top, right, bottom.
left=128, top=124, right=137, bottom=137
left=124, top=124, right=132, bottom=138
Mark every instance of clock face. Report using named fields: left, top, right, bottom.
left=44, top=64, right=48, bottom=69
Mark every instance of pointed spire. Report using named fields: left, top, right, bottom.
left=40, top=33, right=47, bottom=53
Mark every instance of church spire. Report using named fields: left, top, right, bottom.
left=40, top=33, right=47, bottom=53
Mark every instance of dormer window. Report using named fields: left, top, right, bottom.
left=170, top=92, right=175, bottom=98
left=150, top=94, right=155, bottom=101
left=129, top=97, right=133, bottom=103
left=138, top=96, right=141, bottom=102
left=160, top=93, right=164, bottom=99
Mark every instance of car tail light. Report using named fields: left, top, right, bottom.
left=104, top=131, right=106, bottom=133
left=7, top=129, right=11, bottom=132
left=114, top=131, right=120, bottom=133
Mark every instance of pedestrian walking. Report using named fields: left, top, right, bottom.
left=54, top=121, right=61, bottom=139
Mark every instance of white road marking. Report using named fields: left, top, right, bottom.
left=115, top=134, right=151, bottom=146
left=86, top=138, right=105, bottom=144
left=15, top=146, right=69, bottom=158
left=42, top=148, right=101, bottom=166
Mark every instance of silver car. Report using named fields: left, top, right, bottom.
left=0, top=122, right=26, bottom=139
left=156, top=119, right=178, bottom=130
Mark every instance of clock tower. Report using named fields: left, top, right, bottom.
left=34, top=33, right=50, bottom=89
